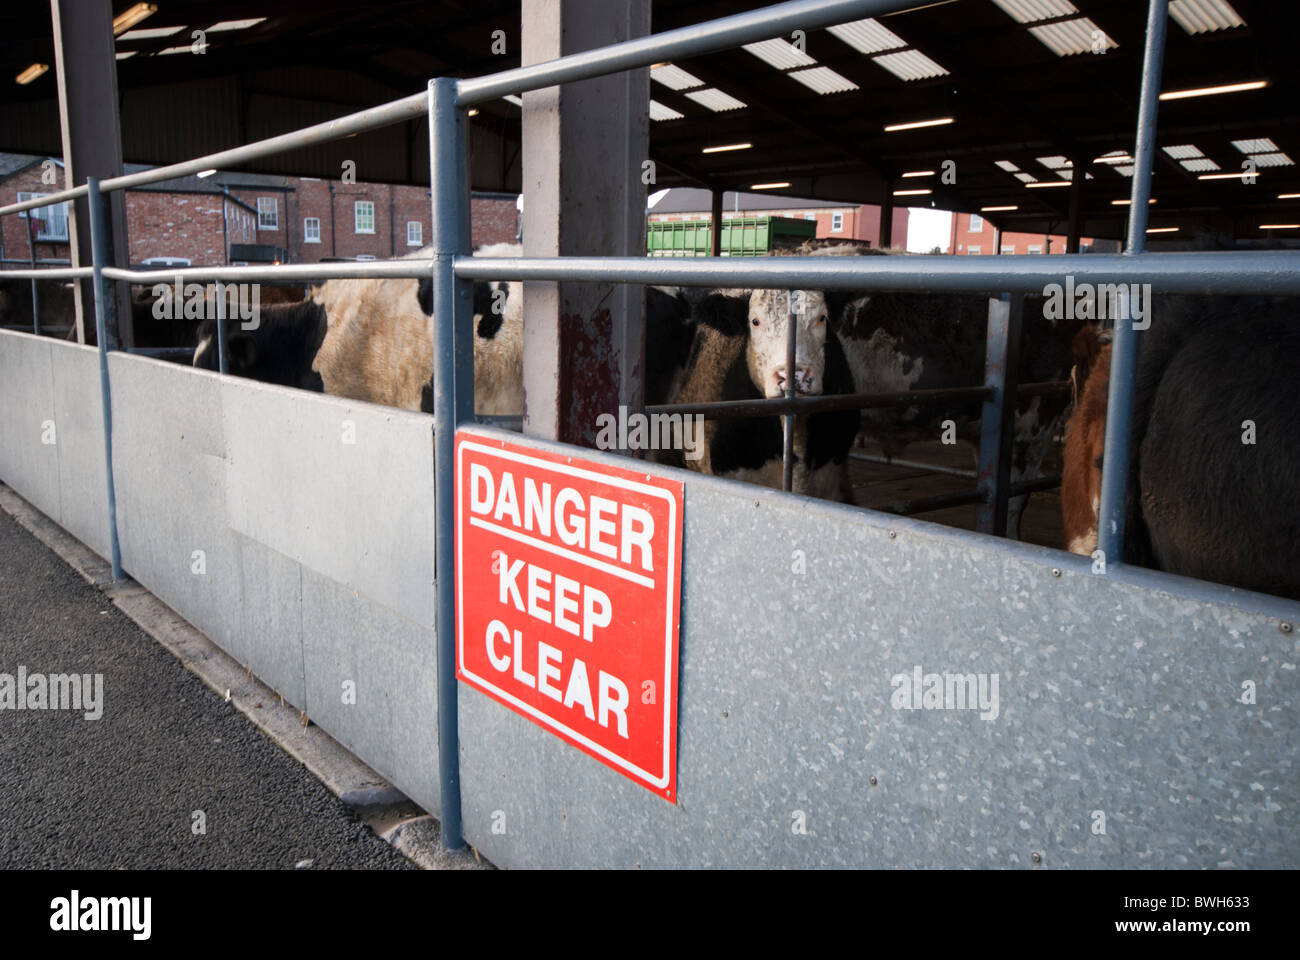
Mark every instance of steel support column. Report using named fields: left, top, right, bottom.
left=428, top=78, right=474, bottom=852
left=974, top=293, right=1023, bottom=536
left=710, top=188, right=724, bottom=257
left=521, top=0, right=651, bottom=445
left=50, top=0, right=133, bottom=346
left=878, top=190, right=895, bottom=249
left=1097, top=0, right=1169, bottom=566
left=1067, top=157, right=1085, bottom=253
left=86, top=178, right=122, bottom=581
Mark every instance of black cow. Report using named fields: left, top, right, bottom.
left=192, top=299, right=327, bottom=392
left=1123, top=295, right=1300, bottom=598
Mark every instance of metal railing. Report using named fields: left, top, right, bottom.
left=1, top=0, right=1296, bottom=855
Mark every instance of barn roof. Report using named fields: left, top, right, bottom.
left=1, top=1, right=1295, bottom=243
left=650, top=187, right=862, bottom=214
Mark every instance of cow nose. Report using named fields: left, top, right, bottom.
left=775, top=366, right=817, bottom=394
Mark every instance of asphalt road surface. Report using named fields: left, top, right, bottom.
left=0, top=510, right=413, bottom=870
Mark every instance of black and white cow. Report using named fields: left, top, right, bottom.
left=824, top=248, right=1085, bottom=535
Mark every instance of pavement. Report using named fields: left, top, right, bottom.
left=0, top=504, right=419, bottom=870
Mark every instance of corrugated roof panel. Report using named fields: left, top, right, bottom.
left=1162, top=144, right=1204, bottom=159
left=1249, top=152, right=1295, bottom=168
left=742, top=38, right=816, bottom=70
left=826, top=18, right=907, bottom=54
left=651, top=64, right=704, bottom=91
left=1232, top=137, right=1277, bottom=153
left=787, top=66, right=860, bottom=94
left=990, top=0, right=1079, bottom=25
left=872, top=49, right=949, bottom=81
left=649, top=100, right=684, bottom=121
left=1037, top=155, right=1071, bottom=169
left=1169, top=0, right=1245, bottom=35
left=1015, top=172, right=1039, bottom=182
left=995, top=160, right=1021, bottom=172
left=1180, top=158, right=1221, bottom=172
left=683, top=88, right=747, bottom=112
left=1029, top=18, right=1117, bottom=56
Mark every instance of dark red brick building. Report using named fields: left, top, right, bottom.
left=2, top=153, right=519, bottom=268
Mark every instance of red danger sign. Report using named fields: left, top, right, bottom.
left=455, top=433, right=684, bottom=801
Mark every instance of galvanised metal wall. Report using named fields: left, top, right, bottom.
left=0, top=332, right=110, bottom=560
left=0, top=330, right=442, bottom=818
left=455, top=425, right=1299, bottom=869
left=3, top=335, right=1297, bottom=867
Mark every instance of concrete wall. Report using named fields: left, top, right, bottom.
left=0, top=330, right=441, bottom=816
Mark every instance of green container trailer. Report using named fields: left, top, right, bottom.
left=646, top=215, right=818, bottom=257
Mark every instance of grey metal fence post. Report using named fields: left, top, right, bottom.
left=975, top=292, right=1022, bottom=536
left=782, top=289, right=797, bottom=491
left=1096, top=0, right=1169, bottom=566
left=86, top=177, right=123, bottom=581
left=28, top=228, right=39, bottom=336
left=428, top=77, right=472, bottom=852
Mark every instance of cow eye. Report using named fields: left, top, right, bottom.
left=815, top=314, right=826, bottom=325
left=750, top=317, right=760, bottom=327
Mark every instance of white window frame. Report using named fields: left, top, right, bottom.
left=1027, top=244, right=1043, bottom=255
left=406, top=220, right=422, bottom=246
left=16, top=192, right=69, bottom=241
left=303, top=217, right=321, bottom=243
left=354, top=201, right=375, bottom=234
left=831, top=211, right=844, bottom=232
left=967, top=245, right=981, bottom=255
left=1001, top=245, right=1015, bottom=255
left=969, top=213, right=984, bottom=233
left=257, top=197, right=278, bottom=230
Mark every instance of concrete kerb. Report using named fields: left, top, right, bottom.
left=0, top=481, right=488, bottom=871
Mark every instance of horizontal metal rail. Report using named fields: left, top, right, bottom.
left=457, top=0, right=920, bottom=105
left=0, top=190, right=90, bottom=219
left=876, top=487, right=987, bottom=516
left=0, top=98, right=429, bottom=217
left=650, top=385, right=993, bottom=420
left=873, top=475, right=1061, bottom=517
left=456, top=252, right=1300, bottom=295
left=101, top=261, right=435, bottom=284
left=852, top=453, right=977, bottom=479
left=0, top=266, right=94, bottom=280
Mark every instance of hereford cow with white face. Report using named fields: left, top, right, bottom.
left=667, top=286, right=859, bottom=501
left=744, top=288, right=832, bottom=398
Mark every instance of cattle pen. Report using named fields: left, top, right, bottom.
left=1, top=0, right=1297, bottom=869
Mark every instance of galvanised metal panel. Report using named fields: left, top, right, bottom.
left=234, top=532, right=308, bottom=708
left=0, top=331, right=62, bottom=524
left=455, top=425, right=1299, bottom=869
left=300, top=567, right=441, bottom=818
left=103, top=353, right=439, bottom=812
left=108, top=353, right=245, bottom=657
left=49, top=339, right=110, bottom=560
left=221, top=384, right=436, bottom=630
